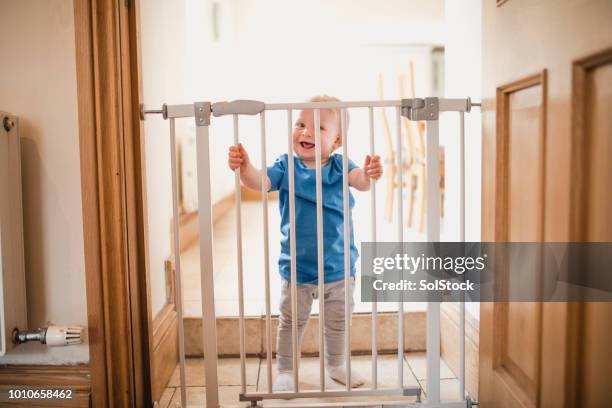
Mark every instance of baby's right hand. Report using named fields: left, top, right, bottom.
left=228, top=143, right=250, bottom=171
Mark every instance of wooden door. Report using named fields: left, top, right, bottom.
left=480, top=1, right=612, bottom=407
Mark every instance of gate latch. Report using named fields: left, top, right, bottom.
left=401, top=97, right=439, bottom=121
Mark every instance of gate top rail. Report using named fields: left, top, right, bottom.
left=140, top=97, right=481, bottom=121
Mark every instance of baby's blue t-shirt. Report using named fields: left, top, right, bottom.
left=267, top=153, right=359, bottom=284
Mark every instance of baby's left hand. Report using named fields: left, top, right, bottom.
left=363, top=155, right=383, bottom=180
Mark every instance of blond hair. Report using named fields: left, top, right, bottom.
left=307, top=95, right=349, bottom=139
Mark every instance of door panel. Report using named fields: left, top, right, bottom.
left=481, top=1, right=612, bottom=407
left=570, top=48, right=612, bottom=407
left=507, top=85, right=544, bottom=242
left=584, top=60, right=612, bottom=241
left=505, top=81, right=544, bottom=405
left=486, top=72, right=547, bottom=408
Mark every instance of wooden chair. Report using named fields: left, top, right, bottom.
left=377, top=73, right=410, bottom=224
left=378, top=63, right=445, bottom=232
left=398, top=68, right=421, bottom=230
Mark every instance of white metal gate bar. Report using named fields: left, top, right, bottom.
left=458, top=111, right=466, bottom=401
left=232, top=113, right=248, bottom=394
left=314, top=108, right=326, bottom=392
left=140, top=97, right=480, bottom=408
left=169, top=118, right=187, bottom=407
left=260, top=111, right=273, bottom=394
left=369, top=105, right=378, bottom=390
left=263, top=99, right=470, bottom=110
left=426, top=117, right=441, bottom=404
left=286, top=109, right=300, bottom=392
left=195, top=101, right=220, bottom=408
left=341, top=108, right=352, bottom=391
left=395, top=106, right=405, bottom=389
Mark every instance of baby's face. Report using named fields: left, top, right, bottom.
left=292, top=108, right=340, bottom=162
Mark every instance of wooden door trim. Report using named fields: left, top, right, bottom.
left=570, top=47, right=612, bottom=241
left=73, top=0, right=151, bottom=406
left=486, top=70, right=548, bottom=406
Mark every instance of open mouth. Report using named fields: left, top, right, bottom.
left=300, top=141, right=315, bottom=149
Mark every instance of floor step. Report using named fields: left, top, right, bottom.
left=182, top=311, right=426, bottom=357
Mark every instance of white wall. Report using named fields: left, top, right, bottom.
left=0, top=0, right=88, bottom=363
left=184, top=0, right=446, bottom=205
left=230, top=0, right=445, bottom=47
left=443, top=0, right=482, bottom=319
left=140, top=0, right=189, bottom=318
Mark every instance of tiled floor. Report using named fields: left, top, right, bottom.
left=180, top=201, right=428, bottom=318
left=156, top=353, right=461, bottom=407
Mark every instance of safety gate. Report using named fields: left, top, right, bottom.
left=142, top=97, right=480, bottom=408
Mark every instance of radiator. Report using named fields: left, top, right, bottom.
left=0, top=112, right=28, bottom=356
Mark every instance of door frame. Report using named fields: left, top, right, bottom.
left=73, top=0, right=151, bottom=406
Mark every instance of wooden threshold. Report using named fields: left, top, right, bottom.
left=182, top=311, right=427, bottom=358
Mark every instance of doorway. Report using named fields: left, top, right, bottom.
left=136, top=1, right=482, bottom=406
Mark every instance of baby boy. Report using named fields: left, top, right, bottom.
left=227, top=95, right=382, bottom=391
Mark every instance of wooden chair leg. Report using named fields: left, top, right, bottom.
left=378, top=73, right=397, bottom=225
left=405, top=171, right=415, bottom=229
left=418, top=164, right=426, bottom=233
left=411, top=173, right=419, bottom=227
left=385, top=165, right=395, bottom=223
left=439, top=147, right=445, bottom=219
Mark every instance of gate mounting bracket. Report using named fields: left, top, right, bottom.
left=194, top=102, right=212, bottom=126
left=401, top=97, right=439, bottom=121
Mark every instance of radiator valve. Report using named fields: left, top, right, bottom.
left=12, top=326, right=83, bottom=347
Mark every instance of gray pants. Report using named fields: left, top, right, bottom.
left=277, top=277, right=355, bottom=372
